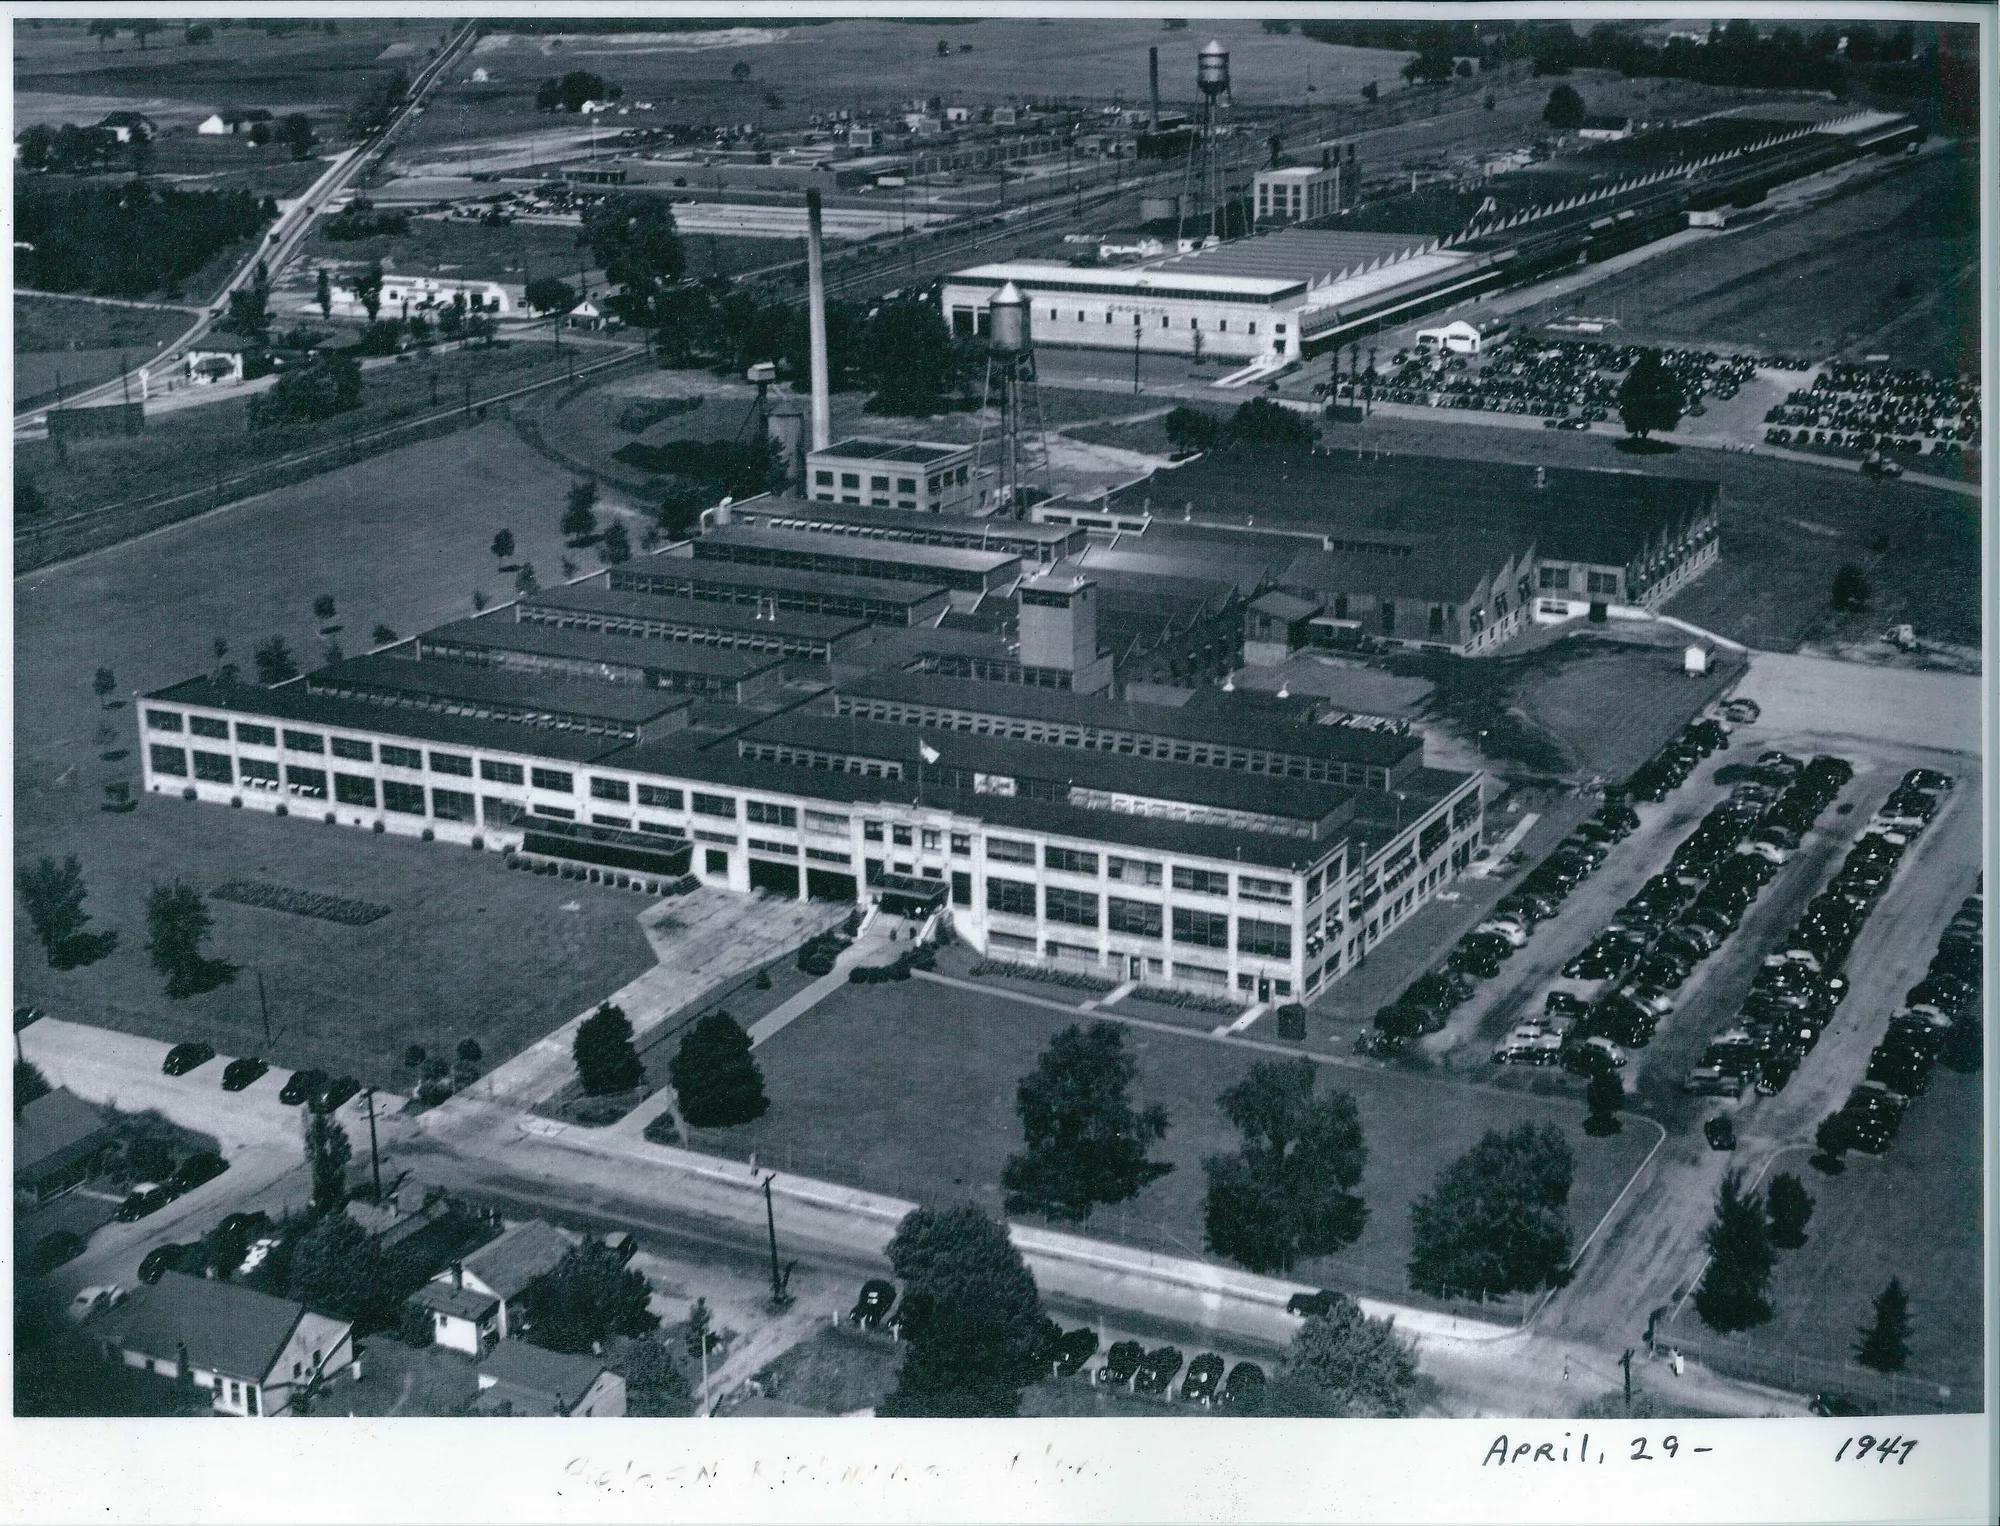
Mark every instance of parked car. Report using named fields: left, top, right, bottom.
left=1703, top=1116, right=1737, bottom=1151
left=1134, top=1345, right=1184, bottom=1396
left=219, top=1209, right=273, bottom=1240
left=1287, top=1289, right=1353, bottom=1318
left=1097, top=1340, right=1144, bottom=1387
left=1179, top=1352, right=1225, bottom=1405
left=221, top=1057, right=268, bottom=1092
left=138, top=1243, right=194, bottom=1285
left=1220, top=1361, right=1267, bottom=1411
left=162, top=1042, right=216, bottom=1076
left=311, top=1075, right=362, bottom=1113
left=280, top=1069, right=328, bottom=1106
left=116, top=1183, right=176, bottom=1222
left=1545, top=991, right=1591, bottom=1019
left=67, top=1285, right=128, bottom=1323
left=1810, top=1393, right=1867, bottom=1417
left=848, top=1279, right=897, bottom=1330
left=169, top=1151, right=230, bottom=1194
left=1053, top=1327, right=1099, bottom=1377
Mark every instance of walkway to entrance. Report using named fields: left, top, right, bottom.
left=473, top=889, right=845, bottom=1109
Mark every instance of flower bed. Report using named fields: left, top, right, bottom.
left=1120, top=985, right=1241, bottom=1017
left=968, top=959, right=1117, bottom=995
left=210, top=879, right=391, bottom=926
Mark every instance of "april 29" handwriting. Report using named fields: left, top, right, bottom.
left=1482, top=1432, right=1714, bottom=1467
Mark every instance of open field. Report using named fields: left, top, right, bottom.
left=1744, top=1068, right=1984, bottom=1406
left=13, top=419, right=661, bottom=1089
left=1549, top=146, right=1980, bottom=375
left=16, top=341, right=583, bottom=525
left=1312, top=414, right=1979, bottom=652
left=689, top=979, right=1658, bottom=1308
left=12, top=18, right=432, bottom=124
left=13, top=296, right=189, bottom=408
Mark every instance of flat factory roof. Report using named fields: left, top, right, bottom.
left=735, top=498, right=1084, bottom=548
left=946, top=260, right=1307, bottom=300
left=1144, top=227, right=1436, bottom=287
left=308, top=653, right=691, bottom=727
left=521, top=585, right=871, bottom=645
left=420, top=617, right=785, bottom=680
left=617, top=557, right=950, bottom=609
left=697, top=523, right=1022, bottom=577
left=814, top=437, right=969, bottom=465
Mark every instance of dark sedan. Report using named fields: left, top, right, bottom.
left=221, top=1057, right=268, bottom=1092
left=279, top=1069, right=328, bottom=1106
left=162, top=1042, right=216, bottom=1076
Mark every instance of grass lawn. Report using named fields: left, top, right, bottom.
left=17, top=340, right=579, bottom=525
left=14, top=420, right=658, bottom=1089
left=1314, top=413, right=1980, bottom=652
left=1750, top=1067, right=1985, bottom=1408
left=14, top=296, right=190, bottom=408
left=694, top=980, right=1659, bottom=1306
left=753, top=1327, right=901, bottom=1415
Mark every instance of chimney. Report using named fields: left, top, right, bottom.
left=451, top=1260, right=464, bottom=1290
left=1322, top=147, right=1332, bottom=170
left=805, top=189, right=832, bottom=454
left=1149, top=46, right=1161, bottom=131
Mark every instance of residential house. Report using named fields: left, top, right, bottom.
left=564, top=297, right=619, bottom=332
left=476, top=1341, right=626, bottom=1417
left=405, top=1277, right=501, bottom=1357
left=13, top=1088, right=118, bottom=1204
left=429, top=1218, right=570, bottom=1341
left=198, top=108, right=275, bottom=137
left=184, top=337, right=252, bottom=386
left=93, top=1272, right=355, bottom=1417
left=96, top=111, right=157, bottom=144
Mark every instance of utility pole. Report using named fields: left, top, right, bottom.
left=363, top=1086, right=383, bottom=1201
left=1620, top=1347, right=1634, bottom=1411
left=256, top=970, right=272, bottom=1045
left=762, top=1174, right=793, bottom=1309
left=1132, top=316, right=1142, bottom=394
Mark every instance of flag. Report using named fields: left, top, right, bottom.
left=919, top=741, right=940, bottom=765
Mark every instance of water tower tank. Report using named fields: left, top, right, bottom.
left=988, top=280, right=1031, bottom=355
left=1197, top=40, right=1230, bottom=99
left=745, top=360, right=778, bottom=386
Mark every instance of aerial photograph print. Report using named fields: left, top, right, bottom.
left=7, top=5, right=1993, bottom=1520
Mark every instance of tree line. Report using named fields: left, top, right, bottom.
left=17, top=182, right=275, bottom=299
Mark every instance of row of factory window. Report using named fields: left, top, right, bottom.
left=830, top=698, right=1389, bottom=787
left=1538, top=565, right=1623, bottom=595
left=1042, top=306, right=1267, bottom=337
left=984, top=879, right=1294, bottom=958
left=303, top=678, right=638, bottom=739
left=516, top=607, right=825, bottom=661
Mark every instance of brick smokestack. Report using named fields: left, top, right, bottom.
left=806, top=188, right=831, bottom=453
left=1149, top=46, right=1160, bottom=131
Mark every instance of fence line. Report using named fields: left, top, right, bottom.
left=1661, top=1325, right=1970, bottom=1414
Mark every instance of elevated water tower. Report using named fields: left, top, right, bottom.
left=1181, top=40, right=1234, bottom=245
left=973, top=281, right=1047, bottom=519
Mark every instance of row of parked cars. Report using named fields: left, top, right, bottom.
left=112, top=1150, right=232, bottom=1223
left=1624, top=716, right=1731, bottom=803
left=1813, top=772, right=1962, bottom=1157
left=1677, top=759, right=1870, bottom=1116
left=846, top=1280, right=1269, bottom=1409
left=161, top=1041, right=360, bottom=1114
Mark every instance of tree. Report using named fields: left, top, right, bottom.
left=573, top=1002, right=643, bottom=1095
left=1268, top=1302, right=1423, bottom=1417
left=17, top=855, right=92, bottom=967
left=524, top=276, right=578, bottom=316
left=611, top=1334, right=691, bottom=1416
left=518, top=1240, right=659, bottom=1353
left=562, top=479, right=599, bottom=542
left=1831, top=563, right=1873, bottom=613
left=580, top=195, right=684, bottom=324
left=371, top=624, right=397, bottom=646
left=130, top=20, right=162, bottom=50
left=253, top=636, right=299, bottom=685
left=15, top=1060, right=52, bottom=1115
left=1361, top=81, right=1380, bottom=102
left=862, top=303, right=966, bottom=416
left=1544, top=83, right=1587, bottom=127
left=1617, top=349, right=1683, bottom=440
left=280, top=113, right=315, bottom=160
left=730, top=60, right=753, bottom=83
left=286, top=1209, right=387, bottom=1321
left=514, top=562, right=539, bottom=596
left=304, top=1112, right=353, bottom=1215
left=313, top=593, right=337, bottom=623
left=457, top=1038, right=483, bottom=1066
left=89, top=20, right=118, bottom=48
left=321, top=636, right=343, bottom=668
left=536, top=70, right=615, bottom=114
left=1228, top=396, right=1316, bottom=448
left=1694, top=1171, right=1773, bottom=1332
left=1408, top=1123, right=1573, bottom=1300
left=1202, top=1059, right=1368, bottom=1274
left=1163, top=405, right=1222, bottom=455
left=355, top=262, right=384, bottom=322
left=599, top=522, right=632, bottom=565
left=1855, top=1277, right=1911, bottom=1372
left=879, top=1204, right=1046, bottom=1417
left=490, top=528, right=515, bottom=561
left=224, top=285, right=269, bottom=338
left=1402, top=46, right=1455, bottom=85
left=1766, top=1172, right=1813, bottom=1249
left=185, top=22, right=214, bottom=45
left=668, top=1012, right=767, bottom=1127
left=1002, top=1022, right=1170, bottom=1222
left=1813, top=1112, right=1852, bottom=1173
left=93, top=666, right=118, bottom=705
left=145, top=881, right=227, bottom=999
left=656, top=483, right=706, bottom=541
left=315, top=267, right=332, bottom=320
left=251, top=352, right=362, bottom=427
left=1584, top=1069, right=1624, bottom=1134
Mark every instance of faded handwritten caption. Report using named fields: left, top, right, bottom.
left=564, top=1445, right=1102, bottom=1496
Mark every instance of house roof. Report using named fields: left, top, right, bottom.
left=1249, top=591, right=1321, bottom=623
left=13, top=1088, right=116, bottom=1182
left=458, top=1219, right=571, bottom=1301
left=479, top=1339, right=611, bottom=1400
left=406, top=1280, right=500, bottom=1322
left=95, top=1272, right=330, bottom=1383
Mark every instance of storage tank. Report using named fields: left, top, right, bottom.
left=988, top=280, right=1030, bottom=355
left=1197, top=40, right=1230, bottom=100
